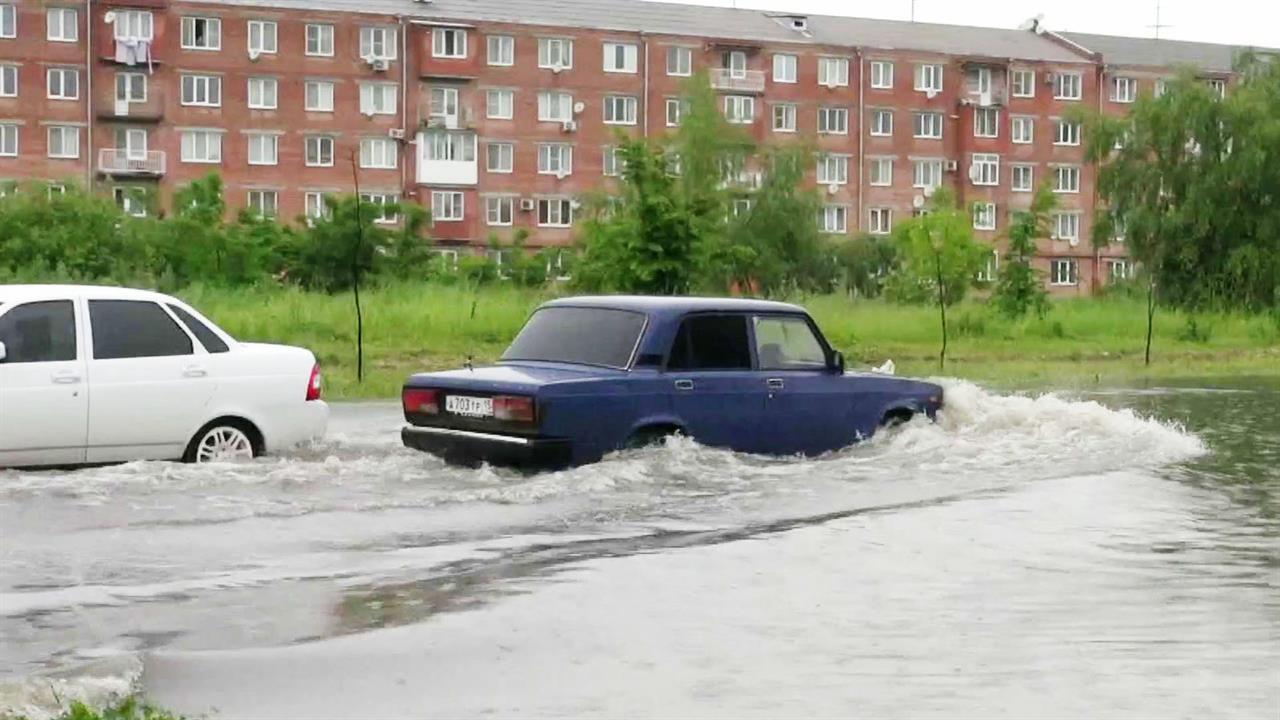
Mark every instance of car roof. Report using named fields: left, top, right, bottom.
left=0, top=284, right=174, bottom=304
left=540, top=295, right=808, bottom=315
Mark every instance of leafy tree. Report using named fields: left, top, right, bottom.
left=287, top=195, right=425, bottom=292
left=834, top=234, right=897, bottom=299
left=994, top=183, right=1055, bottom=319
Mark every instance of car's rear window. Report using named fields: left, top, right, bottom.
left=502, top=307, right=646, bottom=369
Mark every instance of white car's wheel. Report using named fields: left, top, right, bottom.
left=189, top=424, right=257, bottom=463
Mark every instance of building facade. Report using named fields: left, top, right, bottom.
left=0, top=0, right=1265, bottom=294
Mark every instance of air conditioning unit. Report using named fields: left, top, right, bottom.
left=944, top=159, right=959, bottom=172
left=388, top=128, right=405, bottom=140
left=369, top=57, right=390, bottom=72
left=519, top=198, right=535, bottom=212
left=560, top=120, right=578, bottom=133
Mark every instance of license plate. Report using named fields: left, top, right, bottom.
left=445, top=395, right=493, bottom=417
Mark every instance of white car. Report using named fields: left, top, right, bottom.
left=0, top=285, right=328, bottom=467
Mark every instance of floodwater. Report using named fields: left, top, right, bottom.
left=1, top=379, right=1277, bottom=719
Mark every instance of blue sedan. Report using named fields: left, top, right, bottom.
left=401, top=296, right=943, bottom=469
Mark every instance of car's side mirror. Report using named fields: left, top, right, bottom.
left=830, top=350, right=845, bottom=374
left=0, top=340, right=7, bottom=363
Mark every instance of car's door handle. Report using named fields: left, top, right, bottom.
left=51, top=371, right=81, bottom=385
left=767, top=378, right=785, bottom=390
left=183, top=365, right=208, bottom=378
left=674, top=379, right=694, bottom=391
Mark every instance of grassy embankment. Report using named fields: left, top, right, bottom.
left=177, top=283, right=1280, bottom=399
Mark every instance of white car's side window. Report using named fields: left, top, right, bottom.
left=88, top=300, right=193, bottom=359
left=0, top=300, right=78, bottom=363
left=166, top=303, right=230, bottom=353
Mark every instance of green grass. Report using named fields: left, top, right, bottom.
left=3, top=697, right=184, bottom=720
left=176, top=283, right=1280, bottom=399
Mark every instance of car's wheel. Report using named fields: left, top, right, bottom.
left=880, top=408, right=915, bottom=429
left=185, top=421, right=259, bottom=463
left=625, top=425, right=681, bottom=450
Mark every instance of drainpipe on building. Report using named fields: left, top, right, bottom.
left=85, top=0, right=94, bottom=191
left=640, top=32, right=649, bottom=138
left=855, top=48, right=863, bottom=234
left=1093, top=63, right=1105, bottom=294
left=398, top=16, right=409, bottom=199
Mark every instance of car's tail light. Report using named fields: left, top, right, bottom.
left=492, top=395, right=536, bottom=423
left=403, top=388, right=440, bottom=415
left=306, top=363, right=323, bottom=402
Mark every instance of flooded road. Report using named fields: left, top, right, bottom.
left=2, top=379, right=1277, bottom=718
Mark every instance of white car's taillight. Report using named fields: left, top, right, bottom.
left=306, top=363, right=322, bottom=401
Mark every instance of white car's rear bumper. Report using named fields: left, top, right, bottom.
left=263, top=400, right=329, bottom=452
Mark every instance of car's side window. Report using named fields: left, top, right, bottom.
left=0, top=301, right=77, bottom=364
left=753, top=315, right=827, bottom=370
left=666, top=314, right=753, bottom=371
left=167, top=304, right=229, bottom=354
left=89, top=300, right=193, bottom=360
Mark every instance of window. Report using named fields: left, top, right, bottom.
left=247, top=77, right=277, bottom=110
left=1012, top=69, right=1035, bottom=98
left=538, top=37, right=573, bottom=69
left=666, top=98, right=684, bottom=127
left=915, top=63, right=943, bottom=92
left=973, top=67, right=992, bottom=94
left=487, top=88, right=513, bottom=119
left=537, top=198, right=573, bottom=227
left=247, top=133, right=277, bottom=165
left=432, top=27, right=467, bottom=58
left=360, top=84, right=397, bottom=115
left=114, top=187, right=146, bottom=216
left=973, top=202, right=996, bottom=230
left=501, top=307, right=642, bottom=368
left=1154, top=79, right=1168, bottom=97
left=602, top=146, right=625, bottom=177
left=732, top=199, right=753, bottom=217
left=603, top=95, right=638, bottom=125
left=773, top=53, right=797, bottom=83
left=306, top=24, right=333, bottom=57
left=819, top=205, right=847, bottom=234
left=486, top=142, right=513, bottom=173
left=538, top=143, right=573, bottom=175
left=1054, top=165, right=1080, bottom=193
left=603, top=42, right=638, bottom=73
left=773, top=103, right=796, bottom=132
left=871, top=109, right=893, bottom=136
left=869, top=207, right=892, bottom=235
left=487, top=35, right=514, bottom=66
left=359, top=137, right=397, bottom=169
left=248, top=20, right=276, bottom=55
left=666, top=315, right=752, bottom=371
left=115, top=72, right=145, bottom=102
left=0, top=3, right=14, bottom=39
left=818, top=57, right=849, bottom=87
left=0, top=301, right=76, bottom=363
left=722, top=50, right=747, bottom=77
left=304, top=135, right=334, bottom=167
left=970, top=153, right=999, bottom=186
left=423, top=131, right=474, bottom=162
left=0, top=123, right=16, bottom=157
left=429, top=87, right=458, bottom=125
left=485, top=196, right=514, bottom=226
left=1112, top=76, right=1136, bottom=103
left=1053, top=71, right=1082, bottom=100
left=816, top=154, right=849, bottom=185
left=0, top=64, right=14, bottom=97
left=1206, top=78, right=1226, bottom=99
left=89, top=300, right=192, bottom=360
left=167, top=304, right=228, bottom=354
left=47, top=7, right=78, bottom=42
left=180, top=74, right=221, bottom=106
left=1011, top=116, right=1034, bottom=144
left=869, top=157, right=892, bottom=186
left=1108, top=259, right=1133, bottom=280
left=47, top=68, right=79, bottom=100
left=666, top=46, right=692, bottom=76
left=753, top=316, right=827, bottom=370
left=431, top=191, right=464, bottom=221
left=870, top=60, right=893, bottom=89
left=1052, top=213, right=1080, bottom=242
left=913, top=159, right=942, bottom=189
left=724, top=95, right=754, bottom=124
left=305, top=81, right=334, bottom=112
left=537, top=91, right=573, bottom=121
left=818, top=107, right=848, bottom=135
left=246, top=190, right=277, bottom=218
left=180, top=131, right=221, bottom=163
left=45, top=126, right=79, bottom=159
left=360, top=26, right=396, bottom=60
left=913, top=111, right=943, bottom=139
left=1054, top=119, right=1081, bottom=146
left=304, top=192, right=328, bottom=220
left=976, top=250, right=999, bottom=283
left=1011, top=164, right=1034, bottom=192
left=361, top=193, right=400, bottom=224
left=974, top=108, right=998, bottom=138
left=181, top=17, right=221, bottom=50
left=1050, top=258, right=1079, bottom=286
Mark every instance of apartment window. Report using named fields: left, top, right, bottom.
left=973, top=67, right=992, bottom=94
left=306, top=24, right=333, bottom=57
left=112, top=72, right=145, bottom=104
left=181, top=17, right=221, bottom=50
left=818, top=107, right=848, bottom=135
left=47, top=8, right=78, bottom=42
left=603, top=42, right=638, bottom=73
left=114, top=187, right=147, bottom=217
left=247, top=133, right=277, bottom=165
left=869, top=157, right=892, bottom=186
left=305, top=81, right=334, bottom=112
left=870, top=60, right=893, bottom=89
left=1112, top=76, right=1137, bottom=103
left=914, top=63, right=943, bottom=92
left=913, top=111, right=943, bottom=139
left=1, top=64, right=17, bottom=97
left=538, top=38, right=574, bottom=69
left=820, top=205, right=847, bottom=234
left=976, top=251, right=998, bottom=283
left=486, top=35, right=514, bottom=66
left=974, top=108, right=998, bottom=138
left=732, top=199, right=753, bottom=218
left=1052, top=213, right=1080, bottom=242
left=1108, top=259, right=1133, bottom=280
left=818, top=57, right=849, bottom=87
left=486, top=196, right=514, bottom=226
left=360, top=83, right=397, bottom=115
left=773, top=53, right=797, bottom=83
left=1011, top=116, right=1034, bottom=144
left=538, top=143, right=573, bottom=175
left=1053, top=71, right=1082, bottom=100
left=1011, top=164, right=1033, bottom=192
left=486, top=142, right=513, bottom=173
left=724, top=95, right=754, bottom=124
left=247, top=190, right=277, bottom=218
left=247, top=77, right=277, bottom=110
left=538, top=198, right=573, bottom=227
left=487, top=89, right=514, bottom=119
left=1012, top=69, right=1035, bottom=98
left=304, top=135, right=334, bottom=167
left=603, top=95, right=638, bottom=125
left=1054, top=165, right=1080, bottom=193
left=424, top=132, right=474, bottom=162
left=971, top=153, right=999, bottom=186
left=1206, top=78, right=1226, bottom=98
left=666, top=46, right=692, bottom=76
left=973, top=202, right=996, bottom=230
left=1154, top=78, right=1169, bottom=97
left=248, top=20, right=276, bottom=55
left=0, top=123, right=17, bottom=156
left=433, top=28, right=467, bottom=59
left=816, top=154, right=849, bottom=185
left=1051, top=258, right=1079, bottom=286
left=868, top=208, right=892, bottom=235
left=304, top=192, right=329, bottom=220
left=1054, top=119, right=1081, bottom=146
left=46, top=126, right=79, bottom=159
left=360, top=193, right=400, bottom=224
left=360, top=137, right=398, bottom=169
left=180, top=130, right=222, bottom=163
left=47, top=68, right=79, bottom=100
left=666, top=98, right=684, bottom=127
left=913, top=159, right=942, bottom=189
left=429, top=87, right=458, bottom=125
left=430, top=191, right=464, bottom=221
left=602, top=145, right=625, bottom=177
left=180, top=74, right=221, bottom=106
left=537, top=91, right=573, bottom=121
left=722, top=50, right=747, bottom=77
left=773, top=103, right=796, bottom=132
left=0, top=3, right=13, bottom=38
left=871, top=109, right=893, bottom=136
left=360, top=26, right=396, bottom=60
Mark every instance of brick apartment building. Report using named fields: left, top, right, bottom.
left=0, top=0, right=1268, bottom=293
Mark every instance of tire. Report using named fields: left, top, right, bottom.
left=184, top=420, right=260, bottom=463
left=625, top=426, right=680, bottom=450
left=880, top=409, right=915, bottom=429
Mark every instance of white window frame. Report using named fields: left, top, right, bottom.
left=248, top=20, right=277, bottom=55
left=1054, top=119, right=1081, bottom=146
left=1011, top=164, right=1034, bottom=192
left=820, top=205, right=848, bottom=234
left=816, top=154, right=849, bottom=186
left=1050, top=258, right=1079, bottom=286
left=180, top=130, right=222, bottom=164
left=724, top=95, right=754, bottom=125
left=485, top=196, right=514, bottom=226
left=180, top=74, right=221, bottom=107
left=247, top=77, right=277, bottom=110
left=971, top=153, right=999, bottom=186
left=1054, top=165, right=1081, bottom=193
left=0, top=3, right=14, bottom=39
left=602, top=145, right=624, bottom=177
left=914, top=63, right=943, bottom=92
left=602, top=42, right=638, bottom=73
left=871, top=109, right=893, bottom=136
left=423, top=131, right=475, bottom=163
left=47, top=7, right=78, bottom=43
left=431, top=191, right=465, bottom=222
left=977, top=250, right=999, bottom=283
left=115, top=72, right=146, bottom=103
left=360, top=83, right=398, bottom=115
left=487, top=35, right=514, bottom=66
left=870, top=60, right=893, bottom=89
left=1011, top=69, right=1035, bottom=98
left=305, top=192, right=329, bottom=221
left=432, top=27, right=467, bottom=59
left=0, top=123, right=18, bottom=157
left=360, top=26, right=397, bottom=61
left=537, top=91, right=573, bottom=122
left=818, top=107, right=849, bottom=135
left=1011, top=116, right=1034, bottom=144
left=1054, top=71, right=1082, bottom=101
left=666, top=46, right=692, bottom=77
left=537, top=143, right=573, bottom=176
left=47, top=68, right=80, bottom=100
left=361, top=193, right=400, bottom=224
left=912, top=159, right=943, bottom=189
left=817, top=57, right=850, bottom=87
left=538, top=37, right=574, bottom=70
left=486, top=88, right=514, bottom=120
left=772, top=103, right=796, bottom=133
left=360, top=137, right=398, bottom=169
left=304, top=135, right=335, bottom=167
left=537, top=197, right=573, bottom=227
left=0, top=64, right=17, bottom=98
left=973, top=67, right=992, bottom=95
left=773, top=53, right=797, bottom=84
left=112, top=10, right=152, bottom=41
left=247, top=133, right=278, bottom=166
left=974, top=108, right=999, bottom=138
left=1052, top=213, right=1081, bottom=242
left=181, top=16, right=221, bottom=51
left=114, top=187, right=147, bottom=217
left=913, top=111, right=943, bottom=139
left=665, top=98, right=684, bottom=127
left=306, top=24, right=334, bottom=57
left=247, top=189, right=278, bottom=218
left=1206, top=78, right=1226, bottom=99
left=603, top=95, right=638, bottom=125
left=973, top=202, right=996, bottom=231
left=868, top=207, right=892, bottom=235
left=486, top=142, right=513, bottom=173
left=869, top=157, right=893, bottom=187
left=1111, top=76, right=1137, bottom=103
left=46, top=125, right=80, bottom=159
left=305, top=80, right=334, bottom=112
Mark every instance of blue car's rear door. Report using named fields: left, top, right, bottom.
left=664, top=313, right=770, bottom=453
left=752, top=314, right=859, bottom=455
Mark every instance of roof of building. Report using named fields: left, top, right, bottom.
left=1063, top=32, right=1274, bottom=73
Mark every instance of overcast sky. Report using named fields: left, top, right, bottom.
left=653, top=0, right=1279, bottom=47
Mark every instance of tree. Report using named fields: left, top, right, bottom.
left=287, top=195, right=424, bottom=292
left=993, top=183, right=1055, bottom=319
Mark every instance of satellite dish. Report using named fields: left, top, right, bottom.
left=1017, top=14, right=1044, bottom=32
left=572, top=101, right=585, bottom=114
left=104, top=10, right=117, bottom=23
left=912, top=195, right=925, bottom=208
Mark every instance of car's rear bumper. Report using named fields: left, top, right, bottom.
left=263, top=400, right=329, bottom=452
left=401, top=425, right=573, bottom=470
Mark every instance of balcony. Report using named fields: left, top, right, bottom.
left=710, top=69, right=766, bottom=93
left=98, top=149, right=165, bottom=177
left=96, top=90, right=165, bottom=123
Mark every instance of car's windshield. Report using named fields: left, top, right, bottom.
left=502, top=307, right=646, bottom=369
